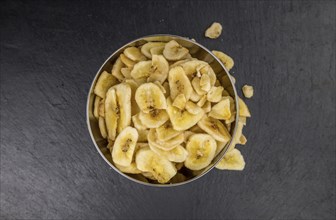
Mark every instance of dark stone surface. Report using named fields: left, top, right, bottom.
left=1, top=0, right=335, bottom=219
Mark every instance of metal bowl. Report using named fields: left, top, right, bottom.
left=87, top=34, right=239, bottom=187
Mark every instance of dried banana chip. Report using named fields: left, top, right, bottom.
left=98, top=117, right=107, bottom=139
left=163, top=40, right=189, bottom=61
left=141, top=42, right=166, bottom=58
left=111, top=58, right=125, bottom=81
left=94, top=71, right=118, bottom=98
left=205, top=22, right=222, bottom=39
left=242, top=85, right=254, bottom=98
left=212, top=50, right=234, bottom=71
left=93, top=96, right=101, bottom=118
left=120, top=54, right=136, bottom=68
left=124, top=47, right=147, bottom=62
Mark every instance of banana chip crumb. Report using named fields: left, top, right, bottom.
left=242, top=85, right=254, bottom=98
left=205, top=22, right=223, bottom=39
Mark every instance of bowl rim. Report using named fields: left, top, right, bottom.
left=86, top=34, right=239, bottom=187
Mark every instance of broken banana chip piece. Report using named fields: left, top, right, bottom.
left=205, top=22, right=222, bottom=39
left=132, top=114, right=147, bottom=130
left=238, top=98, right=251, bottom=117
left=242, top=85, right=254, bottom=98
left=215, top=148, right=245, bottom=171
left=93, top=96, right=101, bottom=119
left=209, top=97, right=231, bottom=120
left=200, top=65, right=216, bottom=86
left=212, top=50, right=234, bottom=71
left=239, top=134, right=247, bottom=145
left=172, top=94, right=187, bottom=110
left=197, top=115, right=231, bottom=142
left=111, top=58, right=125, bottom=81
left=156, top=121, right=182, bottom=142
left=92, top=37, right=253, bottom=183
left=98, top=117, right=107, bottom=139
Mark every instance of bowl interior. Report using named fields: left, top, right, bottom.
left=87, top=35, right=239, bottom=186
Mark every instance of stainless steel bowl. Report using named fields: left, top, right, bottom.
left=87, top=34, right=239, bottom=187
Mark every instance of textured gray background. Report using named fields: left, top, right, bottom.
left=1, top=0, right=335, bottom=219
